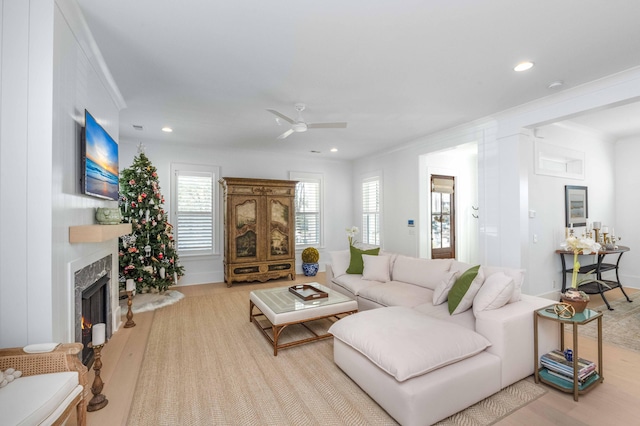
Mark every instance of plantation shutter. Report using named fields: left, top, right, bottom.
left=294, top=180, right=320, bottom=246
left=176, top=171, right=214, bottom=254
left=362, top=177, right=380, bottom=245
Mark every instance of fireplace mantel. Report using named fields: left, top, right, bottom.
left=69, top=223, right=132, bottom=243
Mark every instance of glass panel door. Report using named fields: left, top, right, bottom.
left=431, top=175, right=455, bottom=259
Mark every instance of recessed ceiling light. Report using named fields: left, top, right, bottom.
left=161, top=127, right=173, bottom=133
left=330, top=148, right=338, bottom=153
left=514, top=61, right=534, bottom=72
left=310, top=150, right=321, bottom=154
left=547, top=80, right=564, bottom=89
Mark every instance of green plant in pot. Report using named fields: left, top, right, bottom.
left=301, top=247, right=320, bottom=276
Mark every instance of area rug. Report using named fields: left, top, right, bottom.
left=573, top=296, right=639, bottom=352
left=128, top=289, right=546, bottom=425
left=119, top=290, right=184, bottom=314
left=434, top=379, right=546, bottom=425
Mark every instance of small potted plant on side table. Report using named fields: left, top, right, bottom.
left=301, top=247, right=320, bottom=276
left=560, top=235, right=602, bottom=312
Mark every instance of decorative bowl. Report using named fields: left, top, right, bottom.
left=96, top=207, right=123, bottom=225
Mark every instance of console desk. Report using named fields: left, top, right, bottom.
left=556, top=246, right=632, bottom=310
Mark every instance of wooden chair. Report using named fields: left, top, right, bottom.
left=0, top=343, right=88, bottom=426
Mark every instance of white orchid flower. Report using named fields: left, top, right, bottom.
left=346, top=226, right=359, bottom=245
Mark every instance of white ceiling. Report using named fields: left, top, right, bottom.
left=76, top=0, right=640, bottom=159
left=565, top=101, right=640, bottom=139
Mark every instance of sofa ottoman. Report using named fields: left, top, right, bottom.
left=329, top=307, right=502, bottom=425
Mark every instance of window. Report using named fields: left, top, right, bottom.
left=362, top=175, right=380, bottom=245
left=171, top=164, right=219, bottom=256
left=290, top=172, right=323, bottom=247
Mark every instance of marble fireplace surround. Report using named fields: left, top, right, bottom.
left=69, top=246, right=121, bottom=346
left=74, top=254, right=112, bottom=346
left=74, top=254, right=113, bottom=348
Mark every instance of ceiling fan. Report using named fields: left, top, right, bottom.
left=266, top=103, right=347, bottom=139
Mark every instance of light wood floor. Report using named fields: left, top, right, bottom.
left=83, top=275, right=640, bottom=426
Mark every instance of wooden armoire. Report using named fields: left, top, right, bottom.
left=219, top=177, right=297, bottom=287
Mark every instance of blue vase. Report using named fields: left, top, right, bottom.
left=302, top=262, right=319, bottom=276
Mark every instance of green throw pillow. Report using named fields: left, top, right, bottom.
left=346, top=245, right=380, bottom=274
left=448, top=265, right=481, bottom=314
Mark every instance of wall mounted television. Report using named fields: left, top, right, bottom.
left=81, top=109, right=119, bottom=201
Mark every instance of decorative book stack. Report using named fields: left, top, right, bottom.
left=540, top=350, right=597, bottom=385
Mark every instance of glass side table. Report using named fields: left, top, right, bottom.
left=534, top=305, right=604, bottom=401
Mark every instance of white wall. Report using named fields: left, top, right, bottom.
left=353, top=126, right=487, bottom=257
left=615, top=135, right=640, bottom=288
left=0, top=0, right=124, bottom=347
left=419, top=143, right=479, bottom=263
left=0, top=0, right=55, bottom=347
left=51, top=0, right=125, bottom=344
left=526, top=123, right=616, bottom=297
left=352, top=67, right=640, bottom=297
left=119, top=141, right=353, bottom=285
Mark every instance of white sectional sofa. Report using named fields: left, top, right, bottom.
left=326, top=250, right=558, bottom=426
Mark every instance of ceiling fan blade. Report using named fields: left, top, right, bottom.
left=307, top=122, right=348, bottom=129
left=267, top=109, right=295, bottom=124
left=277, top=129, right=295, bottom=139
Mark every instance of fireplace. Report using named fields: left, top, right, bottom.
left=75, top=254, right=113, bottom=366
left=81, top=275, right=109, bottom=365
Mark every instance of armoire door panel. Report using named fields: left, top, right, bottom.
left=229, top=196, right=261, bottom=263
left=268, top=196, right=293, bottom=260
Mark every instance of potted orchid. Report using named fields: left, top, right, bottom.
left=346, top=226, right=359, bottom=247
left=560, top=235, right=602, bottom=311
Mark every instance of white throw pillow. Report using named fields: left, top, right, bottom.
left=450, top=260, right=473, bottom=275
left=482, top=266, right=525, bottom=303
left=329, top=250, right=351, bottom=278
left=379, top=250, right=398, bottom=276
left=362, top=254, right=391, bottom=282
left=472, top=272, right=515, bottom=316
left=329, top=306, right=491, bottom=382
left=432, top=270, right=460, bottom=305
left=391, top=256, right=452, bottom=290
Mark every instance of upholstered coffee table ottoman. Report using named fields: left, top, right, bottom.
left=250, top=283, right=357, bottom=355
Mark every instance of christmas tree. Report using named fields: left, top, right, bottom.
left=118, top=149, right=184, bottom=292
